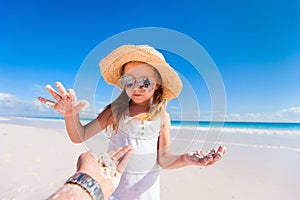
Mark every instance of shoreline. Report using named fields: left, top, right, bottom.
left=2, top=116, right=300, bottom=133
left=2, top=115, right=300, bottom=126
left=2, top=116, right=300, bottom=152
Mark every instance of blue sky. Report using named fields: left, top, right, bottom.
left=0, top=0, right=300, bottom=122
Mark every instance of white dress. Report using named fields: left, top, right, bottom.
left=108, top=115, right=161, bottom=200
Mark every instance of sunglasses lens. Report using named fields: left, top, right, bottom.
left=138, top=78, right=154, bottom=91
left=121, top=76, right=135, bottom=89
left=121, top=76, right=155, bottom=92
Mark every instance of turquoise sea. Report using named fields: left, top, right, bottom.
left=8, top=116, right=300, bottom=131
left=169, top=120, right=300, bottom=153
left=171, top=120, right=300, bottom=131
left=1, top=116, right=300, bottom=152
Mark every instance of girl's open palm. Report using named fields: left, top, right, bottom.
left=184, top=145, right=226, bottom=167
left=37, top=82, right=86, bottom=117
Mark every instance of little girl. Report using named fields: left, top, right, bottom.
left=38, top=44, right=226, bottom=200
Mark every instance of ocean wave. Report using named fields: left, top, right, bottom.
left=171, top=126, right=300, bottom=136
left=170, top=136, right=300, bottom=152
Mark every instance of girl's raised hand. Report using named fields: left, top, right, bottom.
left=37, top=82, right=86, bottom=117
left=184, top=145, right=226, bottom=167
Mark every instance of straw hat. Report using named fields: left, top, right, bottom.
left=99, top=44, right=182, bottom=100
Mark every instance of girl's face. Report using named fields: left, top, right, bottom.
left=122, top=61, right=159, bottom=105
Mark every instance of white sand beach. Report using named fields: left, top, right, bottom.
left=0, top=117, right=299, bottom=199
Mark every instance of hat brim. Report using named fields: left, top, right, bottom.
left=99, top=45, right=182, bottom=100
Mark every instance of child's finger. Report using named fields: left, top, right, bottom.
left=108, top=147, right=123, bottom=157
left=56, top=82, right=68, bottom=99
left=68, top=89, right=76, bottom=102
left=117, top=148, right=133, bottom=172
left=37, top=97, right=56, bottom=108
left=217, top=146, right=226, bottom=157
left=73, top=101, right=86, bottom=113
left=112, top=146, right=132, bottom=162
left=46, top=84, right=62, bottom=101
left=199, top=155, right=213, bottom=166
left=213, top=151, right=225, bottom=162
left=37, top=96, right=48, bottom=104
left=213, top=146, right=226, bottom=162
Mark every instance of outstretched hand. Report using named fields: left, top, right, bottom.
left=77, top=146, right=133, bottom=199
left=47, top=146, right=133, bottom=200
left=184, top=145, right=226, bottom=167
left=37, top=82, right=86, bottom=117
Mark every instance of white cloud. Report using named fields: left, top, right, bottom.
left=80, top=101, right=99, bottom=118
left=1, top=91, right=300, bottom=123
left=0, top=92, right=23, bottom=111
left=0, top=92, right=58, bottom=117
left=278, top=107, right=300, bottom=114
left=32, top=99, right=51, bottom=112
left=33, top=84, right=47, bottom=95
left=275, top=107, right=300, bottom=121
left=225, top=113, right=241, bottom=121
left=32, top=84, right=53, bottom=100
left=0, top=88, right=100, bottom=118
left=0, top=93, right=16, bottom=100
left=225, top=107, right=300, bottom=122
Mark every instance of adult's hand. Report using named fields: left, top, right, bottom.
left=37, top=81, right=86, bottom=117
left=77, top=146, right=133, bottom=199
left=47, top=146, right=133, bottom=200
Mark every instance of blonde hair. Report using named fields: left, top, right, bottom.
left=98, top=63, right=167, bottom=131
